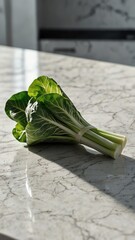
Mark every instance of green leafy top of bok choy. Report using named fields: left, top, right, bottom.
left=5, top=75, right=127, bottom=159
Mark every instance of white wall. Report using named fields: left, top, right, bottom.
left=0, top=0, right=6, bottom=44
left=11, top=0, right=38, bottom=49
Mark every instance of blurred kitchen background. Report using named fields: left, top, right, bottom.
left=1, top=0, right=135, bottom=65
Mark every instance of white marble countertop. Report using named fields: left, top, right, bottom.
left=0, top=46, right=135, bottom=240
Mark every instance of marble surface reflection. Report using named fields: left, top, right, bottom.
left=0, top=46, right=135, bottom=240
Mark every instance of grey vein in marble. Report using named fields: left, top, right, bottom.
left=77, top=0, right=135, bottom=22
left=0, top=46, right=135, bottom=240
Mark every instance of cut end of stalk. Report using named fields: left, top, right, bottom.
left=121, top=136, right=127, bottom=149
left=113, top=145, right=122, bottom=160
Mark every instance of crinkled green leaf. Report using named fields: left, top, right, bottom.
left=25, top=100, right=75, bottom=145
left=28, top=75, right=67, bottom=99
left=5, top=91, right=30, bottom=127
left=12, top=122, right=26, bottom=142
left=38, top=93, right=88, bottom=132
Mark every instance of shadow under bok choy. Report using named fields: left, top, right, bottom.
left=27, top=142, right=135, bottom=211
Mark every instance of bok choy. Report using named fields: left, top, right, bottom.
left=5, top=76, right=127, bottom=159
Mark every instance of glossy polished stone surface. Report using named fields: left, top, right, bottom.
left=0, top=46, right=135, bottom=240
